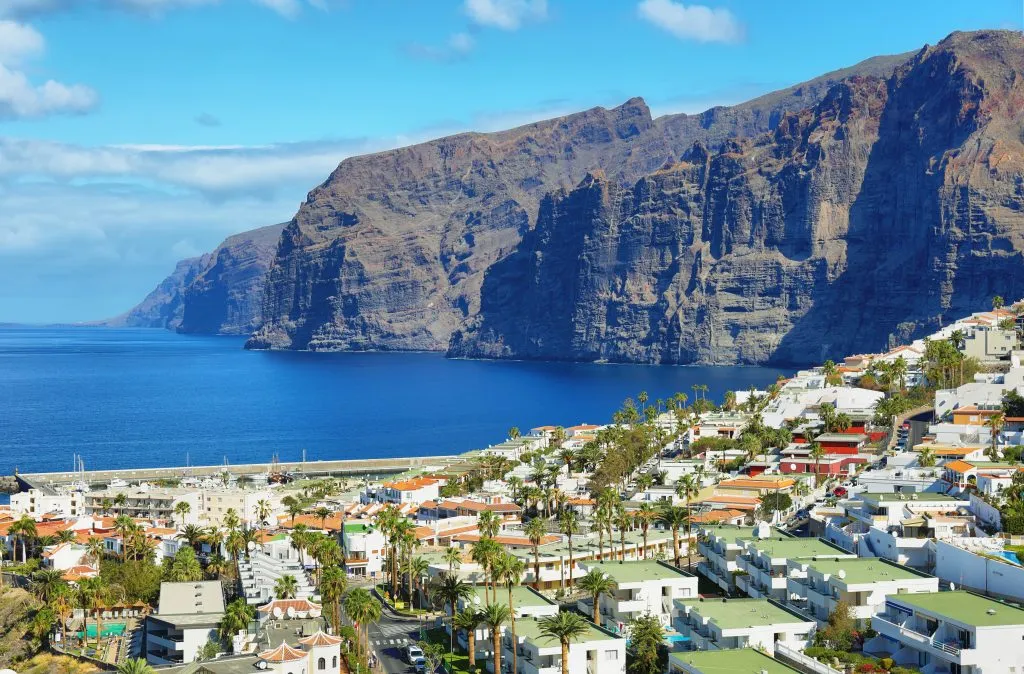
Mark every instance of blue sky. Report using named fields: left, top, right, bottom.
left=0, top=0, right=1021, bottom=323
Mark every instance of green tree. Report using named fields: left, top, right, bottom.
left=432, top=571, right=472, bottom=617
left=164, top=546, right=203, bottom=582
left=524, top=518, right=547, bottom=589
left=319, top=566, right=347, bottom=631
left=443, top=546, right=462, bottom=574
left=559, top=510, right=580, bottom=587
left=173, top=501, right=191, bottom=524
left=496, top=553, right=526, bottom=674
left=537, top=611, right=590, bottom=674
left=344, top=588, right=381, bottom=659
left=482, top=603, right=511, bottom=674
left=220, top=598, right=256, bottom=643
left=816, top=600, right=856, bottom=651
left=993, top=295, right=1005, bottom=310
left=675, top=474, right=700, bottom=569
left=577, top=569, right=615, bottom=624
left=453, top=608, right=483, bottom=669
left=634, top=503, right=658, bottom=560
left=31, top=568, right=67, bottom=604
left=117, top=658, right=155, bottom=674
left=658, top=504, right=687, bottom=568
left=627, top=614, right=665, bottom=674
left=273, top=574, right=299, bottom=599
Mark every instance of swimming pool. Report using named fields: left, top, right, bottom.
left=994, top=550, right=1022, bottom=566
left=78, top=622, right=127, bottom=638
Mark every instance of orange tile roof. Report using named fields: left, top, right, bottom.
left=279, top=512, right=345, bottom=531
left=690, top=509, right=746, bottom=523
left=259, top=643, right=307, bottom=663
left=62, top=565, right=99, bottom=582
left=382, top=477, right=438, bottom=491
left=298, top=630, right=343, bottom=647
left=952, top=407, right=1003, bottom=416
left=943, top=460, right=976, bottom=474
left=566, top=424, right=600, bottom=432
left=257, top=598, right=322, bottom=615
left=531, top=426, right=559, bottom=431
left=452, top=533, right=561, bottom=546
left=717, top=477, right=796, bottom=491
left=567, top=498, right=596, bottom=506
left=932, top=447, right=983, bottom=457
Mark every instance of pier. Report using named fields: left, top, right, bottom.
left=7, top=455, right=461, bottom=492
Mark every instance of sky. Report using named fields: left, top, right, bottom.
left=0, top=0, right=1021, bottom=323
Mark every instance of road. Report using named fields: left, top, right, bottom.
left=368, top=612, right=428, bottom=674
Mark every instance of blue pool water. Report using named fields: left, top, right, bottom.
left=0, top=327, right=785, bottom=474
left=995, top=550, right=1022, bottom=566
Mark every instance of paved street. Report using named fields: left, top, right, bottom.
left=368, top=614, right=427, bottom=674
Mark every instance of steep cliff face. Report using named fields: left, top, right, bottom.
left=246, top=50, right=910, bottom=353
left=450, top=31, right=1024, bottom=364
left=112, top=222, right=285, bottom=334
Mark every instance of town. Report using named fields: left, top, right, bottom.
left=4, top=299, right=1024, bottom=674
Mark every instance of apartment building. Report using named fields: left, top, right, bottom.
left=145, top=581, right=225, bottom=665
left=734, top=537, right=854, bottom=600
left=341, top=522, right=386, bottom=578
left=452, top=585, right=557, bottom=662
left=85, top=487, right=202, bottom=521
left=786, top=557, right=939, bottom=624
left=576, top=560, right=698, bottom=635
left=696, top=524, right=777, bottom=593
left=869, top=591, right=1024, bottom=673
left=200, top=489, right=277, bottom=527
left=9, top=488, right=84, bottom=518
left=503, top=617, right=625, bottom=674
left=672, top=598, right=815, bottom=656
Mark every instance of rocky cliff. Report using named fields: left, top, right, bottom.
left=244, top=50, right=910, bottom=353
left=111, top=222, right=285, bottom=334
left=450, top=31, right=1024, bottom=364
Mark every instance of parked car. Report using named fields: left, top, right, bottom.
left=832, top=486, right=848, bottom=498
left=406, top=644, right=426, bottom=672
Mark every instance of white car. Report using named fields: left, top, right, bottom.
left=405, top=644, right=425, bottom=669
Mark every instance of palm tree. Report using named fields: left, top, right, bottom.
left=559, top=510, right=579, bottom=587
left=344, top=588, right=381, bottom=659
left=313, top=506, right=333, bottom=530
left=470, top=537, right=500, bottom=602
left=443, top=546, right=462, bottom=574
left=319, top=566, right=347, bottom=631
left=10, top=516, right=37, bottom=563
left=219, top=598, right=256, bottom=642
left=433, top=572, right=472, bottom=617
left=524, top=518, right=546, bottom=589
left=559, top=448, right=575, bottom=478
left=117, top=658, right=155, bottom=674
left=453, top=608, right=483, bottom=669
left=918, top=445, right=936, bottom=468
left=496, top=553, right=526, bottom=674
left=273, top=574, right=298, bottom=599
left=0, top=539, right=6, bottom=589
left=113, top=514, right=135, bottom=561
left=986, top=411, right=1006, bottom=461
left=809, top=442, right=826, bottom=484
left=477, top=510, right=501, bottom=539
left=614, top=506, right=631, bottom=561
left=406, top=555, right=430, bottom=609
left=290, top=524, right=310, bottom=567
left=508, top=426, right=521, bottom=440
left=577, top=569, right=615, bottom=624
left=634, top=503, right=658, bottom=559
left=676, top=474, right=700, bottom=569
left=56, top=529, right=76, bottom=545
left=537, top=611, right=590, bottom=674
left=113, top=492, right=127, bottom=515
left=658, top=504, right=688, bottom=568
left=255, top=499, right=272, bottom=527
left=173, top=501, right=191, bottom=524
left=85, top=536, right=105, bottom=565
left=482, top=603, right=511, bottom=674
left=177, top=524, right=206, bottom=553
left=31, top=568, right=67, bottom=603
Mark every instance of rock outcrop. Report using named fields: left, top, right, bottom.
left=450, top=31, right=1024, bottom=364
left=111, top=222, right=285, bottom=334
left=245, top=50, right=911, bottom=353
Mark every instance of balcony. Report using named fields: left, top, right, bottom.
left=146, top=633, right=184, bottom=650
left=872, top=615, right=966, bottom=662
left=616, top=599, right=647, bottom=614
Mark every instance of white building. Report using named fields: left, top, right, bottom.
left=85, top=487, right=202, bottom=521
left=576, top=560, right=698, bottom=635
left=868, top=590, right=1024, bottom=674
left=786, top=557, right=939, bottom=624
left=672, top=598, right=815, bottom=656
left=145, top=581, right=225, bottom=665
left=504, top=617, right=625, bottom=674
left=340, top=521, right=386, bottom=579
left=200, top=489, right=278, bottom=527
left=376, top=477, right=440, bottom=504
left=257, top=630, right=342, bottom=674
left=9, top=489, right=84, bottom=518
left=452, top=585, right=558, bottom=663
left=734, top=537, right=855, bottom=601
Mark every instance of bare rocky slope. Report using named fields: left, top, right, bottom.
left=109, top=222, right=285, bottom=334
left=119, top=31, right=1024, bottom=365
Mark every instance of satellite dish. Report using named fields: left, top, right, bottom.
left=273, top=607, right=283, bottom=618
left=790, top=464, right=797, bottom=471
left=247, top=541, right=257, bottom=551
left=838, top=569, right=846, bottom=579
left=309, top=608, right=321, bottom=618
left=472, top=596, right=481, bottom=606
left=286, top=606, right=296, bottom=618
left=949, top=582, right=956, bottom=591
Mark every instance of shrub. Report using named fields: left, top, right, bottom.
left=880, top=658, right=894, bottom=670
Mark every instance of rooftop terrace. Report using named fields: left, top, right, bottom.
left=678, top=598, right=811, bottom=630
left=580, top=560, right=693, bottom=583
left=891, top=591, right=1024, bottom=627
left=669, top=648, right=799, bottom=674
left=802, top=558, right=932, bottom=584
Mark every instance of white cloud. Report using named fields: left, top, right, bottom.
left=464, top=0, right=546, bottom=30
left=405, top=32, right=476, bottom=63
left=637, top=0, right=744, bottom=44
left=0, top=0, right=328, bottom=18
left=0, top=19, right=43, bottom=63
left=0, top=62, right=97, bottom=119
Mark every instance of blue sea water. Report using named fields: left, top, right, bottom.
left=0, top=327, right=785, bottom=475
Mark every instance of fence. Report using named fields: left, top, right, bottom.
left=774, top=644, right=844, bottom=674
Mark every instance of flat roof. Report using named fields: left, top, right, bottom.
left=860, top=492, right=962, bottom=503
left=679, top=599, right=812, bottom=630
left=467, top=585, right=554, bottom=609
left=803, top=558, right=931, bottom=585
left=580, top=560, right=694, bottom=583
left=748, top=537, right=850, bottom=560
left=891, top=591, right=1024, bottom=627
left=158, top=581, right=225, bottom=616
left=669, top=648, right=799, bottom=674
left=514, top=617, right=618, bottom=647
left=699, top=525, right=778, bottom=541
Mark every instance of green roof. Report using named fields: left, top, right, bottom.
left=699, top=525, right=776, bottom=541
left=514, top=617, right=619, bottom=647
left=580, top=560, right=693, bottom=584
left=677, top=599, right=811, bottom=630
left=747, top=537, right=850, bottom=560
left=891, top=591, right=1024, bottom=627
left=343, top=523, right=372, bottom=533
left=466, top=585, right=554, bottom=610
left=669, top=648, right=799, bottom=674
left=803, top=558, right=931, bottom=585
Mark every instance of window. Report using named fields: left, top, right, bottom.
left=332, top=657, right=337, bottom=668
left=318, top=658, right=326, bottom=670
left=604, top=650, right=618, bottom=660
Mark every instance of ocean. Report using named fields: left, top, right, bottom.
left=0, top=327, right=786, bottom=475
